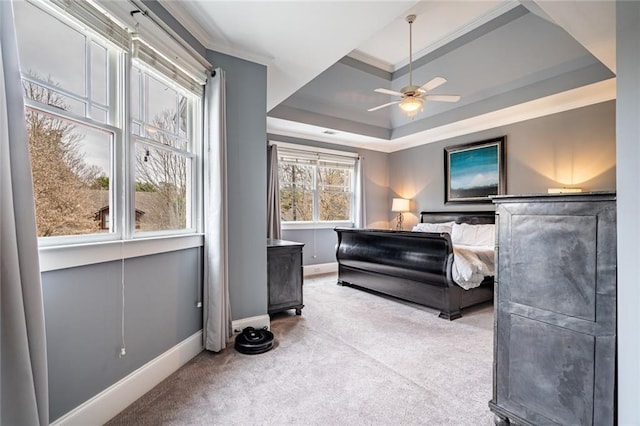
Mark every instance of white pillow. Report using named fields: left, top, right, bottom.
left=411, top=221, right=455, bottom=234
left=451, top=223, right=495, bottom=247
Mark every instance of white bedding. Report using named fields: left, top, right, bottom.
left=452, top=244, right=495, bottom=290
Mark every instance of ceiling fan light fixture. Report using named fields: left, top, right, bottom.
left=399, top=96, right=423, bottom=115
left=367, top=14, right=459, bottom=117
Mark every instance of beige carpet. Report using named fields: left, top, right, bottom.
left=107, top=273, right=495, bottom=425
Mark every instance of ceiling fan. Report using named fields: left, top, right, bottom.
left=368, top=14, right=461, bottom=117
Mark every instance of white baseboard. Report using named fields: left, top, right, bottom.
left=51, top=331, right=203, bottom=426
left=231, top=314, right=271, bottom=335
left=303, top=262, right=338, bottom=277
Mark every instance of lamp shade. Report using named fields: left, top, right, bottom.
left=391, top=198, right=410, bottom=212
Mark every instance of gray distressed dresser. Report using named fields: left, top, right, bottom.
left=489, top=192, right=616, bottom=425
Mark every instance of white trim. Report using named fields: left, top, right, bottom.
left=39, top=234, right=204, bottom=272
left=51, top=331, right=203, bottom=426
left=155, top=0, right=211, bottom=52
left=156, top=0, right=273, bottom=67
left=303, top=262, right=338, bottom=277
left=231, top=315, right=271, bottom=335
left=347, top=50, right=394, bottom=73
left=269, top=140, right=358, bottom=158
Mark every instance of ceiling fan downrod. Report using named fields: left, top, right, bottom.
left=407, top=14, right=416, bottom=87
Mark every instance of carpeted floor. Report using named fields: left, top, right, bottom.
left=107, top=273, right=495, bottom=425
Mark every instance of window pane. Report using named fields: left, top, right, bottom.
left=147, top=74, right=178, bottom=133
left=131, top=67, right=141, bottom=122
left=134, top=67, right=191, bottom=149
left=135, top=144, right=190, bottom=232
left=22, top=80, right=86, bottom=117
left=26, top=109, right=112, bottom=237
left=146, top=127, right=188, bottom=151
left=279, top=163, right=314, bottom=222
left=179, top=95, right=189, bottom=138
left=280, top=189, right=313, bottom=221
left=91, top=41, right=107, bottom=105
left=90, top=106, right=107, bottom=123
left=319, top=192, right=351, bottom=221
left=14, top=1, right=86, bottom=97
left=318, top=166, right=352, bottom=221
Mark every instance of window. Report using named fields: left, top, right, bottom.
left=130, top=63, right=198, bottom=233
left=278, top=146, right=356, bottom=225
left=14, top=0, right=204, bottom=244
left=15, top=0, right=119, bottom=239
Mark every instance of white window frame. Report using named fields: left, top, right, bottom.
left=16, top=0, right=207, bottom=271
left=17, top=1, right=125, bottom=247
left=129, top=62, right=201, bottom=238
left=272, top=141, right=357, bottom=230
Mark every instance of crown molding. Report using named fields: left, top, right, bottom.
left=348, top=50, right=394, bottom=73
left=157, top=0, right=211, bottom=49
left=205, top=41, right=274, bottom=67
left=157, top=0, right=273, bottom=66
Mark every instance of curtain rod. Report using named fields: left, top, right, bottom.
left=128, top=0, right=213, bottom=73
left=271, top=141, right=360, bottom=161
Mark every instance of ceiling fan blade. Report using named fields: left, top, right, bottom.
left=423, top=94, right=461, bottom=103
left=368, top=100, right=400, bottom=112
left=374, top=88, right=404, bottom=97
left=420, top=77, right=447, bottom=92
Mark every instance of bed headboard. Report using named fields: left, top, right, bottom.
left=419, top=211, right=495, bottom=225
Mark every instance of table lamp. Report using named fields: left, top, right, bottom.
left=391, top=198, right=410, bottom=230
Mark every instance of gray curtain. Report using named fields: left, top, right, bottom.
left=203, top=68, right=231, bottom=352
left=354, top=156, right=367, bottom=228
left=267, top=144, right=281, bottom=239
left=1, top=1, right=49, bottom=424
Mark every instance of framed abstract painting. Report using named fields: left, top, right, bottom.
left=444, top=136, right=506, bottom=204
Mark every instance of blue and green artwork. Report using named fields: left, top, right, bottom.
left=449, top=144, right=499, bottom=199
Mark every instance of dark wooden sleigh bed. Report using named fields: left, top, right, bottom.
left=335, top=211, right=495, bottom=320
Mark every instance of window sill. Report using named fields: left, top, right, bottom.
left=39, top=234, right=204, bottom=272
left=282, top=222, right=353, bottom=231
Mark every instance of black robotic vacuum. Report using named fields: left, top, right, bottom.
left=234, top=327, right=274, bottom=354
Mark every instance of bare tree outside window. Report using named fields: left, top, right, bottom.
left=23, top=78, right=107, bottom=237
left=279, top=156, right=354, bottom=223
left=279, top=162, right=314, bottom=221
left=135, top=110, right=189, bottom=231
left=318, top=166, right=352, bottom=221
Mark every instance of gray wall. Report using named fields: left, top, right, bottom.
left=616, top=2, right=640, bottom=424
left=208, top=51, right=268, bottom=320
left=389, top=101, right=616, bottom=229
left=269, top=134, right=389, bottom=265
left=43, top=248, right=203, bottom=422
left=281, top=228, right=338, bottom=265
left=141, top=0, right=207, bottom=58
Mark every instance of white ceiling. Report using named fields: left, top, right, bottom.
left=158, top=0, right=616, bottom=152
left=159, top=0, right=418, bottom=110
left=352, top=0, right=511, bottom=71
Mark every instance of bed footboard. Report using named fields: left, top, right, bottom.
left=335, top=222, right=493, bottom=319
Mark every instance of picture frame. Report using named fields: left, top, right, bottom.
left=444, top=136, right=506, bottom=204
